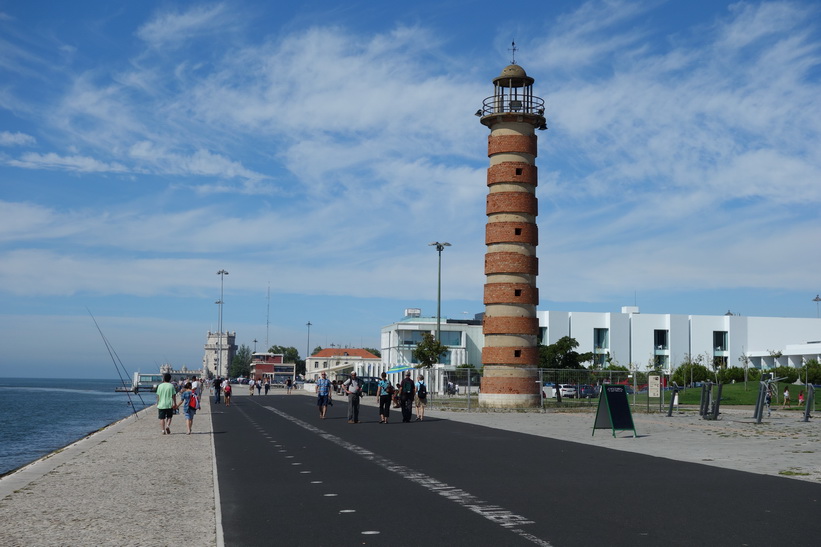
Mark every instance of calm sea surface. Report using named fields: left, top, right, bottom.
left=0, top=378, right=153, bottom=476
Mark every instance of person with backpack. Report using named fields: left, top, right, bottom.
left=399, top=371, right=416, bottom=423
left=343, top=371, right=363, bottom=423
left=180, top=381, right=198, bottom=435
left=415, top=374, right=427, bottom=422
left=376, top=372, right=394, bottom=424
left=223, top=381, right=232, bottom=406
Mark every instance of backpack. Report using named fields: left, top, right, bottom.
left=417, top=382, right=427, bottom=399
left=402, top=378, right=414, bottom=395
left=189, top=392, right=199, bottom=409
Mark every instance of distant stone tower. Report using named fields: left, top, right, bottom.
left=477, top=61, right=546, bottom=408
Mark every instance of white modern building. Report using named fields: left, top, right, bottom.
left=380, top=307, right=821, bottom=374
left=380, top=308, right=483, bottom=369
left=539, top=307, right=821, bottom=373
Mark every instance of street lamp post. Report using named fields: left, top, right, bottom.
left=216, top=269, right=229, bottom=377
left=814, top=294, right=821, bottom=318
left=215, top=300, right=222, bottom=377
left=428, top=242, right=451, bottom=344
left=306, top=321, right=312, bottom=377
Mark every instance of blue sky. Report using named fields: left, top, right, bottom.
left=1, top=0, right=820, bottom=378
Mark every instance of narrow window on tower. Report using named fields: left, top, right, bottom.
left=514, top=350, right=522, bottom=358
left=514, top=289, right=522, bottom=297
left=515, top=228, right=522, bottom=235
left=515, top=168, right=523, bottom=176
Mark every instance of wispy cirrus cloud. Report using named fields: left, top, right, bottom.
left=0, top=131, right=36, bottom=146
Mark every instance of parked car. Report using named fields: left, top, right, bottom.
left=544, top=383, right=577, bottom=398
left=578, top=384, right=598, bottom=398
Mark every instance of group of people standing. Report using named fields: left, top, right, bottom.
left=315, top=370, right=428, bottom=424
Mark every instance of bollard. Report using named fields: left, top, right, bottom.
left=754, top=382, right=766, bottom=424
left=667, top=388, right=678, bottom=417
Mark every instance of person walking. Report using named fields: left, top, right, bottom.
left=256, top=379, right=262, bottom=395
left=286, top=378, right=293, bottom=394
left=264, top=378, right=270, bottom=395
left=180, top=381, right=198, bottom=435
left=783, top=387, right=791, bottom=409
left=343, top=372, right=362, bottom=423
left=399, top=371, right=415, bottom=423
left=249, top=379, right=255, bottom=396
left=765, top=387, right=772, bottom=417
left=156, top=372, right=177, bottom=435
left=224, top=381, right=232, bottom=406
left=376, top=372, right=393, bottom=424
left=316, top=372, right=332, bottom=418
left=213, top=377, right=222, bottom=405
left=414, top=374, right=427, bottom=422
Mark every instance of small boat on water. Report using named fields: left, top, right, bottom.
left=116, top=365, right=204, bottom=393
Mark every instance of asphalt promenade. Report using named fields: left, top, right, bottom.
left=1, top=386, right=820, bottom=546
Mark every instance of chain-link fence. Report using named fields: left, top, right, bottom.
left=422, top=368, right=634, bottom=411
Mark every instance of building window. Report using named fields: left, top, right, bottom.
left=439, top=331, right=462, bottom=346
left=594, top=328, right=609, bottom=350
left=713, top=331, right=728, bottom=352
left=654, top=330, right=669, bottom=350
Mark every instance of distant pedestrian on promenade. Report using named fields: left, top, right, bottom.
left=213, top=377, right=222, bottom=405
left=256, top=379, right=262, bottom=395
left=264, top=378, right=270, bottom=395
left=249, top=380, right=255, bottom=396
left=316, top=372, right=331, bottom=418
left=415, top=374, right=427, bottom=422
left=224, top=382, right=232, bottom=406
left=180, top=381, right=198, bottom=435
left=376, top=372, right=393, bottom=424
left=765, top=388, right=772, bottom=417
left=783, top=387, right=791, bottom=409
left=156, top=372, right=177, bottom=435
left=399, top=371, right=415, bottom=423
left=343, top=372, right=362, bottom=423
left=286, top=378, right=293, bottom=394
left=191, top=376, right=200, bottom=399
left=798, top=390, right=805, bottom=406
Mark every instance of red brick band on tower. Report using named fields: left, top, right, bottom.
left=478, top=62, right=546, bottom=408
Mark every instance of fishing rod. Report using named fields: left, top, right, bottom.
left=87, top=309, right=147, bottom=416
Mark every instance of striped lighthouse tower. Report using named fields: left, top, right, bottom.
left=477, top=60, right=546, bottom=408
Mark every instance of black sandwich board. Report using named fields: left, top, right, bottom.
left=592, top=384, right=637, bottom=437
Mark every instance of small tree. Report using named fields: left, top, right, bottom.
left=229, top=344, right=253, bottom=378
left=539, top=336, right=592, bottom=369
left=413, top=333, right=447, bottom=368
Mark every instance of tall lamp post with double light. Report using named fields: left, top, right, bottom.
left=428, top=242, right=451, bottom=344
left=814, top=295, right=821, bottom=318
left=217, top=269, right=229, bottom=377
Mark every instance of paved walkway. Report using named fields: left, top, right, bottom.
left=1, top=386, right=818, bottom=546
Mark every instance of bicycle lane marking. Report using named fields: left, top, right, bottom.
left=264, top=405, right=553, bottom=547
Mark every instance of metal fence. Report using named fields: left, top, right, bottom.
left=422, top=368, right=633, bottom=412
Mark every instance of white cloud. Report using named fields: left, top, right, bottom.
left=0, top=130, right=36, bottom=146
left=7, top=152, right=128, bottom=173
left=136, top=3, right=234, bottom=48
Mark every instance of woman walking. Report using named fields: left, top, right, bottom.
left=180, top=381, right=199, bottom=435
left=376, top=372, right=393, bottom=424
left=415, top=374, right=427, bottom=422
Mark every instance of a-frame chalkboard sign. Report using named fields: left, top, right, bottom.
left=592, top=384, right=637, bottom=437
